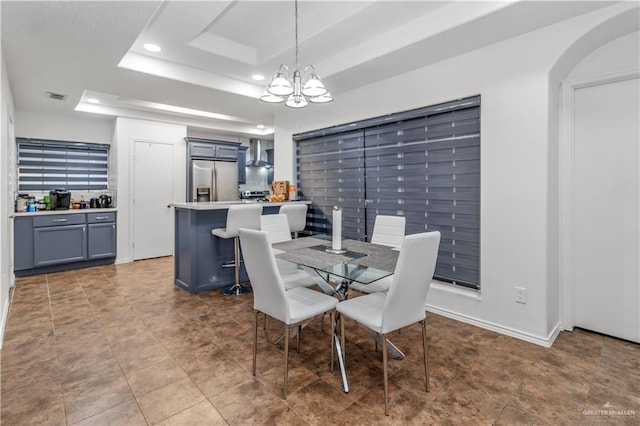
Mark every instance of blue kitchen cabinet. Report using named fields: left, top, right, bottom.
left=88, top=212, right=117, bottom=259
left=187, top=139, right=239, bottom=160
left=34, top=224, right=87, bottom=267
left=33, top=214, right=87, bottom=267
left=14, top=211, right=117, bottom=276
left=238, top=146, right=247, bottom=184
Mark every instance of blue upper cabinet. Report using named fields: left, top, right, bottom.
left=238, top=146, right=248, bottom=184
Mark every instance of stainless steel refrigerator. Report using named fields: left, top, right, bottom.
left=190, top=160, right=238, bottom=202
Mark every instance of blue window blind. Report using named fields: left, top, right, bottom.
left=17, top=138, right=109, bottom=191
left=294, top=96, right=481, bottom=289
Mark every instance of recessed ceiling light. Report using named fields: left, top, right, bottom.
left=87, top=98, right=100, bottom=104
left=257, top=124, right=265, bottom=129
left=143, top=43, right=162, bottom=53
left=252, top=74, right=265, bottom=81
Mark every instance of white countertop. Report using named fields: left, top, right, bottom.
left=11, top=208, right=118, bottom=218
left=171, top=200, right=311, bottom=210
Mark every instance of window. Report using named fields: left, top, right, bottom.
left=294, top=96, right=481, bottom=289
left=17, top=138, right=109, bottom=191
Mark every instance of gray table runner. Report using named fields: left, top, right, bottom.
left=273, top=237, right=399, bottom=272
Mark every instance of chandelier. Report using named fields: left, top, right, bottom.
left=260, top=0, right=333, bottom=108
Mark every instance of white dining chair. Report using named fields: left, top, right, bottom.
left=336, top=231, right=441, bottom=415
left=239, top=228, right=338, bottom=399
left=260, top=214, right=322, bottom=290
left=260, top=214, right=292, bottom=247
left=350, top=215, right=406, bottom=294
left=370, top=215, right=406, bottom=248
left=279, top=203, right=308, bottom=238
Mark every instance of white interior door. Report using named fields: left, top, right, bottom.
left=573, top=77, right=639, bottom=342
left=133, top=140, right=175, bottom=260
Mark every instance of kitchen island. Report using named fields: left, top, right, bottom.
left=172, top=200, right=311, bottom=294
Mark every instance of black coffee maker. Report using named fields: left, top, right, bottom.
left=49, top=189, right=71, bottom=210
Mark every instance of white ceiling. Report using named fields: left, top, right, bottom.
left=1, top=1, right=616, bottom=138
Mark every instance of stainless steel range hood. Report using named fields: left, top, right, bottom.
left=247, top=139, right=272, bottom=168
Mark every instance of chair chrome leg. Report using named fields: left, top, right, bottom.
left=221, top=237, right=252, bottom=295
left=330, top=310, right=335, bottom=372
left=283, top=325, right=290, bottom=399
left=234, top=236, right=240, bottom=285
left=340, top=313, right=345, bottom=358
left=382, top=333, right=389, bottom=416
left=253, top=310, right=258, bottom=376
left=422, top=320, right=430, bottom=392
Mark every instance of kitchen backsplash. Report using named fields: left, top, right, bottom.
left=15, top=189, right=116, bottom=212
left=239, top=167, right=270, bottom=192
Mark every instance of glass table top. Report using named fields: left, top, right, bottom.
left=319, top=262, right=392, bottom=285
left=273, top=237, right=396, bottom=285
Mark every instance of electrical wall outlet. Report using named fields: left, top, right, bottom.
left=515, top=287, right=527, bottom=304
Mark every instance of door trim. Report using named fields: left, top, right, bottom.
left=559, top=67, right=639, bottom=331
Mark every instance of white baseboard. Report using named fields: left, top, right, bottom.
left=0, top=294, right=10, bottom=351
left=426, top=304, right=563, bottom=348
left=115, top=258, right=131, bottom=265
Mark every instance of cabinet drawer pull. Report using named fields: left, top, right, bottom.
left=95, top=216, right=109, bottom=220
left=52, top=219, right=68, bottom=222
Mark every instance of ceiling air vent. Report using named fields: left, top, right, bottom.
left=45, top=91, right=67, bottom=101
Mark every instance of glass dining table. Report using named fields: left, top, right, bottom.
left=272, top=235, right=400, bottom=393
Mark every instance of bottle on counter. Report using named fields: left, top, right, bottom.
left=80, top=196, right=86, bottom=209
left=288, top=184, right=296, bottom=201
left=27, top=200, right=36, bottom=212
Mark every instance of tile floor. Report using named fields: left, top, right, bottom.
left=1, top=256, right=638, bottom=425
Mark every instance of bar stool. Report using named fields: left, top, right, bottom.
left=279, top=204, right=308, bottom=238
left=212, top=204, right=263, bottom=295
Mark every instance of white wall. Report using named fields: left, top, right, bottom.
left=273, top=3, right=638, bottom=346
left=113, top=118, right=186, bottom=263
left=1, top=48, right=16, bottom=348
left=15, top=111, right=114, bottom=144
left=567, top=31, right=639, bottom=80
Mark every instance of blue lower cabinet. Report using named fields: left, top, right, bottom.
left=14, top=211, right=117, bottom=276
left=34, top=224, right=87, bottom=266
left=88, top=212, right=117, bottom=259
left=88, top=223, right=117, bottom=259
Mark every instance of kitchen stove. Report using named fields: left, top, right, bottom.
left=240, top=190, right=270, bottom=202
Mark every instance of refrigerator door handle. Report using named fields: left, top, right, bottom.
left=212, top=166, right=218, bottom=201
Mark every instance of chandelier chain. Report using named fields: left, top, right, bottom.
left=294, top=0, right=299, bottom=67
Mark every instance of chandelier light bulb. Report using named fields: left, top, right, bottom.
left=267, top=71, right=294, bottom=96
left=285, top=94, right=308, bottom=108
left=309, top=91, right=334, bottom=103
left=301, top=74, right=327, bottom=97
left=260, top=89, right=285, bottom=103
